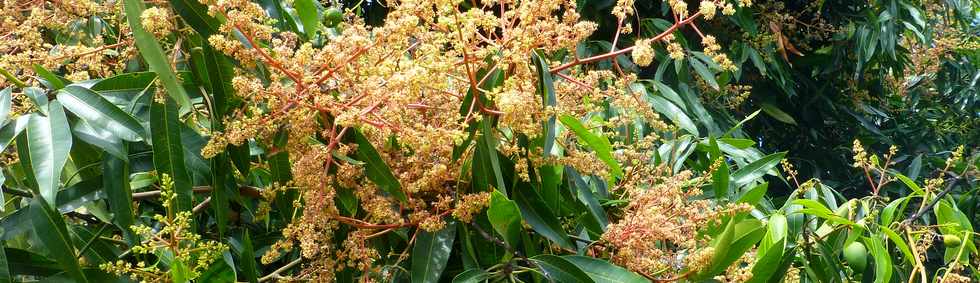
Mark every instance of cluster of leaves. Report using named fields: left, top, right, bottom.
left=0, top=0, right=976, bottom=282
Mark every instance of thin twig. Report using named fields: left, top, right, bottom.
left=259, top=257, right=303, bottom=282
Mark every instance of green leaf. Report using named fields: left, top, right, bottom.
left=736, top=182, right=768, bottom=206
left=453, top=269, right=491, bottom=283
left=351, top=129, right=407, bottom=204
left=712, top=159, right=730, bottom=199
left=31, top=64, right=67, bottom=90
left=760, top=103, right=797, bottom=125
left=412, top=221, right=457, bottom=283
left=150, top=97, right=193, bottom=212
left=0, top=116, right=28, bottom=153
left=705, top=219, right=765, bottom=277
left=197, top=257, right=235, bottom=283
left=20, top=102, right=72, bottom=206
left=171, top=259, right=191, bottom=283
left=487, top=191, right=522, bottom=247
left=25, top=87, right=48, bottom=115
left=690, top=57, right=719, bottom=90
left=0, top=246, right=8, bottom=283
left=530, top=255, right=594, bottom=283
left=645, top=91, right=699, bottom=135
left=561, top=256, right=648, bottom=283
left=123, top=0, right=193, bottom=113
left=648, top=80, right=686, bottom=111
left=722, top=109, right=761, bottom=137
left=730, top=152, right=786, bottom=186
left=30, top=198, right=88, bottom=283
left=863, top=235, right=892, bottom=283
left=559, top=115, right=623, bottom=179
left=0, top=87, right=11, bottom=124
left=532, top=50, right=557, bottom=157
left=103, top=153, right=136, bottom=245
left=169, top=0, right=221, bottom=38
left=880, top=226, right=915, bottom=265
left=513, top=186, right=574, bottom=250
left=57, top=85, right=146, bottom=141
left=294, top=0, right=321, bottom=39
left=239, top=231, right=259, bottom=283
left=719, top=138, right=755, bottom=149
left=566, top=167, right=608, bottom=230
left=894, top=173, right=924, bottom=195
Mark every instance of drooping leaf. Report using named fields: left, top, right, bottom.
left=453, top=269, right=492, bottom=283
left=645, top=92, right=699, bottom=135
left=0, top=87, right=10, bottom=124
left=559, top=115, right=623, bottom=179
left=239, top=230, right=259, bottom=283
left=294, top=0, right=321, bottom=39
left=31, top=64, right=67, bottom=90
left=712, top=159, right=731, bottom=199
left=562, top=255, right=648, bottom=283
left=57, top=85, right=146, bottom=141
left=513, top=186, right=574, bottom=250
left=412, top=221, right=457, bottom=283
left=760, top=103, right=797, bottom=125
left=730, top=152, right=786, bottom=186
left=487, top=190, right=522, bottom=247
left=532, top=50, right=557, bottom=157
left=530, top=255, right=594, bottom=283
left=103, top=152, right=136, bottom=245
left=150, top=97, right=193, bottom=212
left=30, top=199, right=88, bottom=282
left=350, top=129, right=407, bottom=204
left=19, top=102, right=72, bottom=206
left=123, top=0, right=193, bottom=113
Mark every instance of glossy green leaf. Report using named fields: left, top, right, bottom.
left=532, top=50, right=557, bottom=157
left=20, top=102, right=72, bottom=206
left=412, top=221, right=456, bottom=283
left=0, top=87, right=10, bottom=124
left=169, top=0, right=221, bottom=38
left=453, top=269, right=491, bottom=283
left=760, top=103, right=797, bottom=125
left=562, top=255, right=648, bottom=283
left=559, top=115, right=623, bottom=179
left=25, top=87, right=48, bottom=115
left=646, top=92, right=699, bottom=135
left=103, top=153, right=136, bottom=245
left=351, top=129, right=407, bottom=204
left=57, top=85, right=146, bottom=141
left=730, top=152, right=786, bottom=186
left=31, top=64, right=67, bottom=90
left=0, top=246, right=8, bottom=283
left=123, top=0, right=193, bottom=113
left=712, top=159, right=730, bottom=198
left=294, top=0, right=320, bottom=39
left=513, top=186, right=574, bottom=250
left=240, top=231, right=259, bottom=283
left=487, top=190, right=522, bottom=247
left=894, top=173, right=924, bottom=195
left=864, top=235, right=892, bottom=283
left=30, top=199, right=88, bottom=282
left=150, top=98, right=193, bottom=212
left=0, top=115, right=28, bottom=153
left=690, top=57, right=719, bottom=90
left=530, top=255, right=594, bottom=283
left=736, top=182, right=768, bottom=206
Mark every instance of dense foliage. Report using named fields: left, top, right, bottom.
left=0, top=0, right=977, bottom=282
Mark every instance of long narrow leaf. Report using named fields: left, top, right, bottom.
left=123, top=0, right=193, bottom=112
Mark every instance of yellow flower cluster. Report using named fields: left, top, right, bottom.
left=631, top=39, right=655, bottom=67
left=140, top=7, right=173, bottom=39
